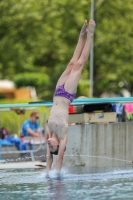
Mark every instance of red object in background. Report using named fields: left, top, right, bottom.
left=46, top=135, right=49, bottom=140
left=69, top=105, right=74, bottom=114
left=11, top=108, right=25, bottom=115
left=20, top=133, right=24, bottom=138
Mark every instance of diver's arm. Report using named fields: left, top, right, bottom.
left=46, top=144, right=53, bottom=176
left=56, top=134, right=68, bottom=174
left=26, top=128, right=39, bottom=137
left=70, top=20, right=88, bottom=63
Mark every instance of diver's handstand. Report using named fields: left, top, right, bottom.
left=46, top=19, right=96, bottom=176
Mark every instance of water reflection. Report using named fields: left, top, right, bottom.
left=46, top=179, right=66, bottom=200
left=0, top=167, right=133, bottom=200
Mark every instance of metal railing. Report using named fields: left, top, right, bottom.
left=0, top=107, right=44, bottom=161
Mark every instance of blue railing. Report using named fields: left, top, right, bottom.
left=0, top=97, right=133, bottom=109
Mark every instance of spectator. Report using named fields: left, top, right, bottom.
left=112, top=103, right=124, bottom=122
left=19, top=112, right=40, bottom=153
left=21, top=112, right=40, bottom=138
left=0, top=127, right=21, bottom=150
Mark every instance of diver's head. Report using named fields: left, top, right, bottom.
left=47, top=137, right=59, bottom=155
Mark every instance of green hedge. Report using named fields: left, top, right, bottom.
left=13, top=72, right=50, bottom=88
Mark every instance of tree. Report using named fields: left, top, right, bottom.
left=2, top=0, right=133, bottom=99
left=0, top=0, right=91, bottom=99
left=94, top=0, right=133, bottom=96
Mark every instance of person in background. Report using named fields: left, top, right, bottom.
left=21, top=112, right=40, bottom=138
left=112, top=104, right=124, bottom=122
left=20, top=112, right=40, bottom=152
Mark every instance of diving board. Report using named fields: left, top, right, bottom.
left=0, top=97, right=133, bottom=109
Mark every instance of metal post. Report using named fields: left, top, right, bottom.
left=90, top=0, right=94, bottom=98
left=0, top=139, right=2, bottom=160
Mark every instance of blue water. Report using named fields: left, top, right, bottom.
left=0, top=166, right=133, bottom=200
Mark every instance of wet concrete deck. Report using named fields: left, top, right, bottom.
left=0, top=161, right=46, bottom=169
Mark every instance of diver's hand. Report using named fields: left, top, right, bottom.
left=45, top=174, right=50, bottom=179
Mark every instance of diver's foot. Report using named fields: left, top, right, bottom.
left=87, top=19, right=96, bottom=38
left=80, top=20, right=88, bottom=39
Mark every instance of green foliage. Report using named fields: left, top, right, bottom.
left=14, top=72, right=50, bottom=88
left=0, top=0, right=90, bottom=73
left=14, top=71, right=52, bottom=99
left=77, top=79, right=90, bottom=98
left=94, top=0, right=133, bottom=96
left=1, top=0, right=133, bottom=98
left=0, top=0, right=90, bottom=98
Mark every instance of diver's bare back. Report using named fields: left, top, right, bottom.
left=48, top=96, right=70, bottom=138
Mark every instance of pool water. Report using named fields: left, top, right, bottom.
left=0, top=166, right=133, bottom=200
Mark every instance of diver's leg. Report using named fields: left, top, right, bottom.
left=56, top=20, right=88, bottom=88
left=46, top=122, right=54, bottom=176
left=64, top=19, right=96, bottom=94
left=56, top=134, right=68, bottom=174
left=70, top=20, right=88, bottom=63
left=46, top=144, right=53, bottom=176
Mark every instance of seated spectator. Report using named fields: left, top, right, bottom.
left=21, top=112, right=40, bottom=138
left=0, top=127, right=11, bottom=140
left=19, top=112, right=40, bottom=153
left=0, top=127, right=21, bottom=149
left=0, top=112, right=41, bottom=155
